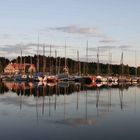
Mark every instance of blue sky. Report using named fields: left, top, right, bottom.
left=0, top=0, right=140, bottom=66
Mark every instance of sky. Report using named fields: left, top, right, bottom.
left=0, top=0, right=140, bottom=66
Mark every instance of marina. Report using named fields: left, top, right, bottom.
left=0, top=28, right=140, bottom=140
left=0, top=80, right=140, bottom=140
left=0, top=0, right=140, bottom=139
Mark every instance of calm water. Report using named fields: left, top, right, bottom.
left=0, top=81, right=140, bottom=140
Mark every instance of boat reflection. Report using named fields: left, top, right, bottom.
left=2, top=81, right=139, bottom=96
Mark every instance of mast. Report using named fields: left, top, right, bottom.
left=49, top=45, right=52, bottom=75
left=64, top=41, right=68, bottom=74
left=43, top=44, right=46, bottom=74
left=77, top=50, right=81, bottom=76
left=77, top=50, right=79, bottom=75
left=20, top=49, right=22, bottom=65
left=20, top=49, right=22, bottom=74
left=86, top=40, right=88, bottom=75
left=135, top=50, right=137, bottom=77
left=37, top=34, right=40, bottom=72
left=65, top=41, right=67, bottom=70
left=120, top=50, right=123, bottom=77
left=23, top=55, right=25, bottom=74
left=55, top=49, right=57, bottom=75
left=30, top=56, right=32, bottom=65
left=108, top=49, right=111, bottom=76
left=58, top=57, right=61, bottom=74
left=97, top=47, right=100, bottom=75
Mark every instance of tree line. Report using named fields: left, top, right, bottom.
left=0, top=55, right=139, bottom=76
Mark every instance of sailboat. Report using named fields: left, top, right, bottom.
left=74, top=50, right=90, bottom=83
left=46, top=46, right=58, bottom=83
left=131, top=51, right=139, bottom=83
left=14, top=49, right=29, bottom=81
left=107, top=51, right=118, bottom=83
left=95, top=47, right=107, bottom=83
left=57, top=41, right=69, bottom=81
left=33, top=35, right=44, bottom=82
left=118, top=51, right=131, bottom=82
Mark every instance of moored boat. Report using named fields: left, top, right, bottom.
left=47, top=75, right=58, bottom=83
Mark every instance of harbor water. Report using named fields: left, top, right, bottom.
left=0, top=81, right=140, bottom=140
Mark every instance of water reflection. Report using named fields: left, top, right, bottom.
left=0, top=81, right=140, bottom=127
left=0, top=82, right=9, bottom=94
left=0, top=81, right=140, bottom=140
left=1, top=81, right=139, bottom=96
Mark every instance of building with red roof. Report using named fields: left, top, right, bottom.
left=4, top=63, right=36, bottom=74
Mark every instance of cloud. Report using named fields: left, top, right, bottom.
left=98, top=46, right=116, bottom=49
left=0, top=34, right=11, bottom=39
left=0, top=50, right=6, bottom=55
left=88, top=45, right=133, bottom=52
left=0, top=42, right=72, bottom=59
left=0, top=43, right=37, bottom=58
left=88, top=46, right=116, bottom=53
left=0, top=93, right=69, bottom=108
left=88, top=47, right=98, bottom=51
left=117, top=45, right=134, bottom=51
left=1, top=44, right=30, bottom=55
left=100, top=39, right=117, bottom=44
left=48, top=25, right=105, bottom=37
left=119, top=45, right=132, bottom=49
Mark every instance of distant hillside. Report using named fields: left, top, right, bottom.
left=9, top=55, right=139, bottom=76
